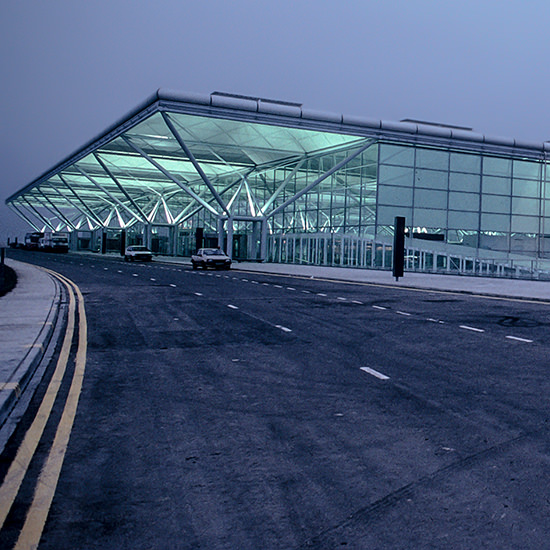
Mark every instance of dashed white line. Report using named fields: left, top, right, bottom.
left=150, top=278, right=156, bottom=281
left=169, top=284, right=177, bottom=288
left=360, top=367, right=390, bottom=380
left=302, top=290, right=311, bottom=294
left=194, top=292, right=203, bottom=296
left=337, top=297, right=347, bottom=301
left=352, top=300, right=363, bottom=305
left=372, top=305, right=387, bottom=310
left=427, top=318, right=445, bottom=324
left=251, top=281, right=259, bottom=284
left=396, top=311, right=411, bottom=316
left=460, top=325, right=485, bottom=333
left=227, top=304, right=239, bottom=310
left=132, top=274, right=138, bottom=277
left=287, top=287, right=296, bottom=291
left=274, top=285, right=283, bottom=288
left=275, top=325, right=292, bottom=333
left=506, top=335, right=533, bottom=343
left=317, top=293, right=327, bottom=297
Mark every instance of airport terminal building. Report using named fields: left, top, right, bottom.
left=6, top=89, right=550, bottom=278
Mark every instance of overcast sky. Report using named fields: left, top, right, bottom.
left=2, top=0, right=550, bottom=241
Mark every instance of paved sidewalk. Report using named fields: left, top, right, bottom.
left=231, top=262, right=550, bottom=302
left=0, top=259, right=61, bottom=430
left=157, top=255, right=550, bottom=302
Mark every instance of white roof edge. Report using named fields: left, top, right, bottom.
left=155, top=89, right=548, bottom=152
left=7, top=89, right=550, bottom=204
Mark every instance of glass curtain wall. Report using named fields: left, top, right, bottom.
left=376, top=142, right=548, bottom=259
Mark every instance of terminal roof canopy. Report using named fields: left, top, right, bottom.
left=7, top=89, right=550, bottom=233
left=7, top=91, right=369, bottom=231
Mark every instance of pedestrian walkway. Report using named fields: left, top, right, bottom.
left=0, top=259, right=61, bottom=435
left=231, top=262, right=550, bottom=302
left=157, top=255, right=550, bottom=302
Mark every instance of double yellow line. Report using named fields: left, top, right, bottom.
left=0, top=269, right=87, bottom=549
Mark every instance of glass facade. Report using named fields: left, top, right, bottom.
left=6, top=90, right=550, bottom=278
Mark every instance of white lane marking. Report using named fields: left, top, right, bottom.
left=287, top=287, right=296, bottom=291
left=117, top=270, right=123, bottom=273
left=352, top=300, right=363, bottom=305
left=194, top=292, right=203, bottom=296
left=132, top=273, right=138, bottom=277
left=263, top=283, right=270, bottom=286
left=228, top=304, right=239, bottom=310
left=396, top=311, right=411, bottom=316
left=317, top=293, right=327, bottom=297
left=372, top=305, right=386, bottom=310
left=251, top=281, right=259, bottom=284
left=506, top=335, right=533, bottom=343
left=104, top=267, right=109, bottom=271
left=460, top=325, right=485, bottom=333
left=360, top=367, right=390, bottom=380
left=337, top=297, right=347, bottom=301
left=427, top=318, right=445, bottom=324
left=274, top=285, right=283, bottom=288
left=275, top=325, right=292, bottom=333
left=302, top=290, right=311, bottom=294
left=150, top=278, right=156, bottom=281
left=169, top=284, right=177, bottom=287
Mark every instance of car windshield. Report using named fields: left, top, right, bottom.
left=204, top=249, right=224, bottom=255
left=132, top=246, right=149, bottom=251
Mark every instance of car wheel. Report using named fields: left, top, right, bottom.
left=192, top=262, right=197, bottom=270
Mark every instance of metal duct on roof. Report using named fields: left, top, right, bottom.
left=513, top=138, right=544, bottom=150
left=416, top=125, right=452, bottom=139
left=301, top=108, right=342, bottom=124
left=380, top=120, right=417, bottom=134
left=483, top=135, right=516, bottom=147
left=341, top=114, right=382, bottom=129
left=158, top=89, right=211, bottom=105
left=210, top=93, right=258, bottom=112
left=451, top=129, right=484, bottom=142
left=257, top=101, right=302, bottom=118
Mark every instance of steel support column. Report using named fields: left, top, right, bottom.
left=121, top=136, right=219, bottom=216
left=75, top=165, right=146, bottom=224
left=161, top=112, right=229, bottom=216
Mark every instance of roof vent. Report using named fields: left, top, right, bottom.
left=211, top=91, right=302, bottom=108
left=401, top=118, right=473, bottom=132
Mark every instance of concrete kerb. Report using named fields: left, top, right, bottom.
left=0, top=259, right=63, bottom=430
left=143, top=253, right=550, bottom=302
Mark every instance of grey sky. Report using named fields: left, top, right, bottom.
left=2, top=0, right=549, bottom=241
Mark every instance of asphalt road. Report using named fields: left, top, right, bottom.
left=2, top=250, right=550, bottom=549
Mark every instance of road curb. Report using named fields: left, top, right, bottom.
left=0, top=263, right=63, bottom=430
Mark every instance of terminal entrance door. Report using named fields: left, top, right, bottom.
left=227, top=218, right=264, bottom=261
